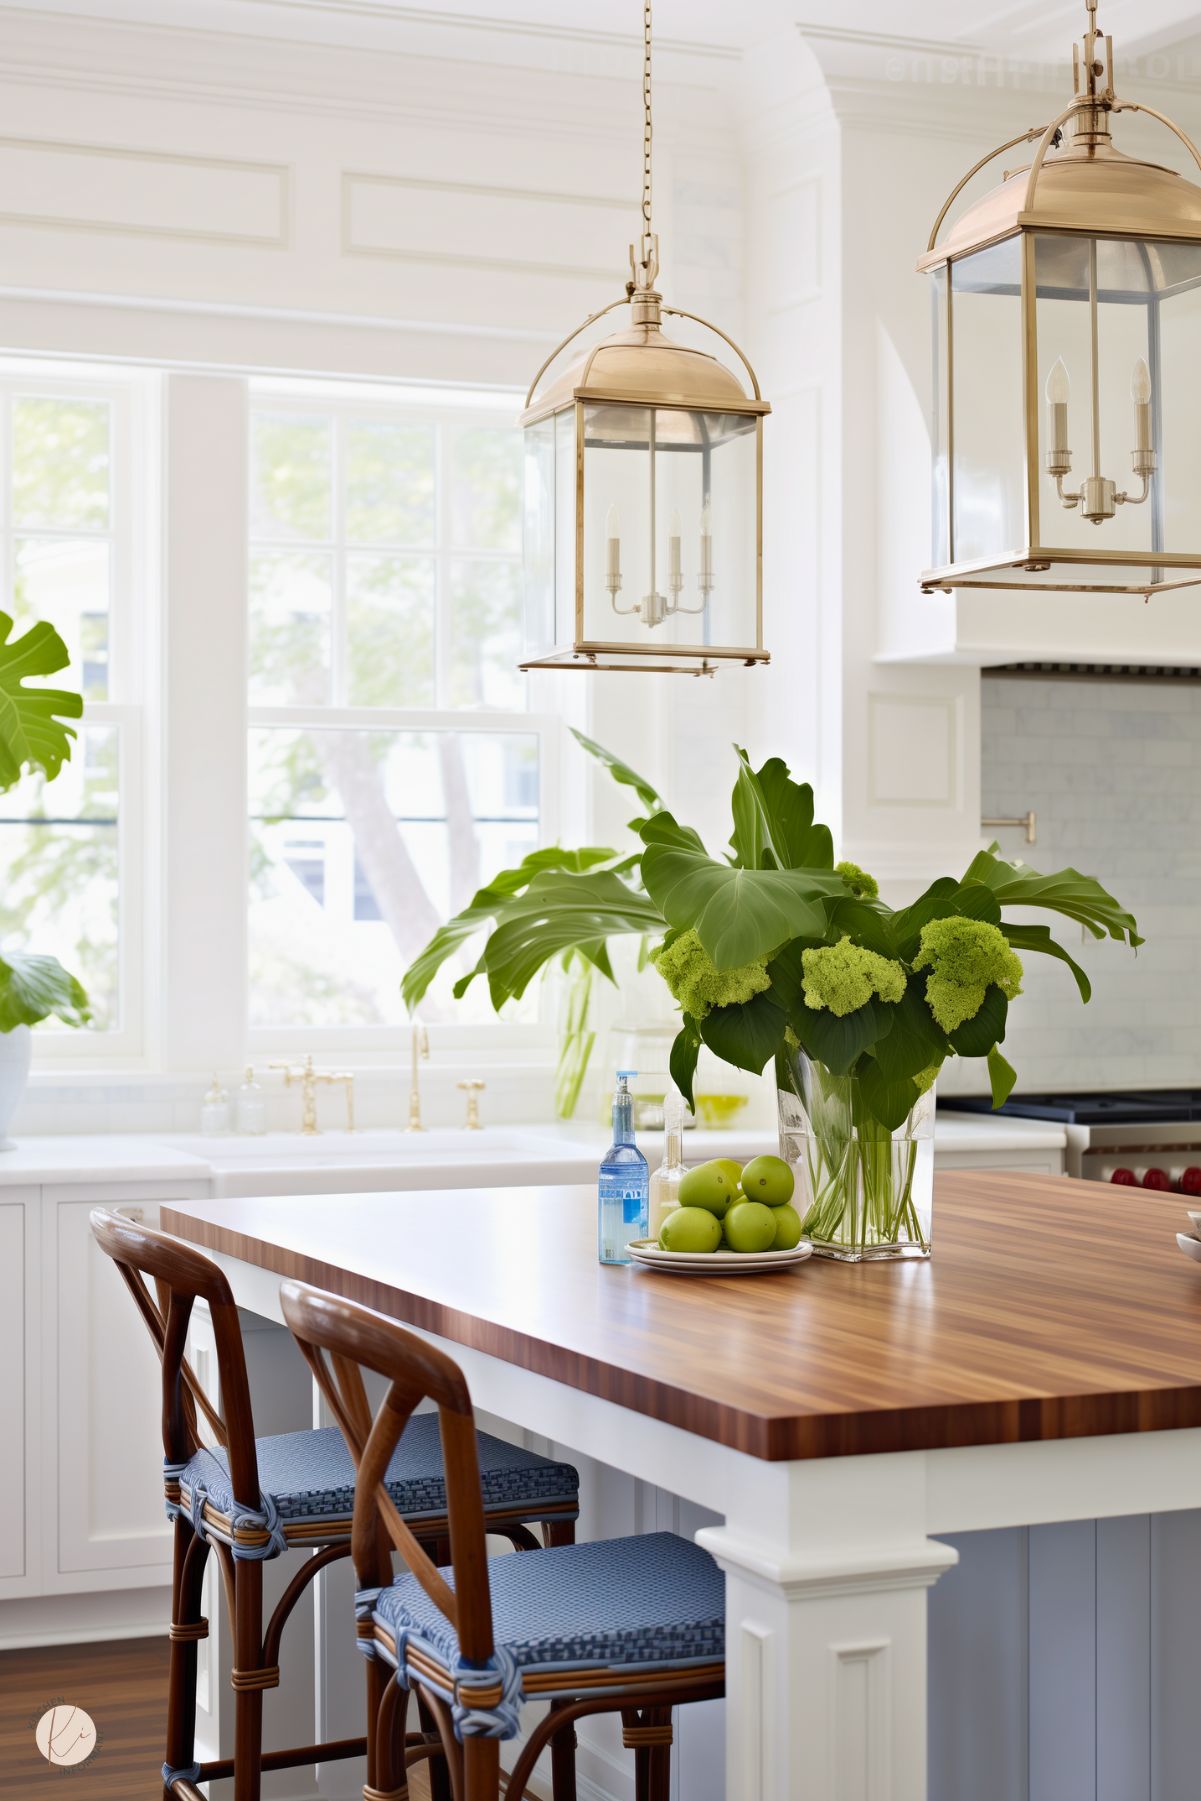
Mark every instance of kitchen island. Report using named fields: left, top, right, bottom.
left=162, top=1171, right=1201, bottom=1801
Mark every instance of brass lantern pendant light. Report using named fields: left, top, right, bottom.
left=919, top=0, right=1201, bottom=599
left=519, top=3, right=770, bottom=675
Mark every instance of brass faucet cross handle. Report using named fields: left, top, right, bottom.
left=268, top=1055, right=355, bottom=1136
left=457, top=1080, right=485, bottom=1131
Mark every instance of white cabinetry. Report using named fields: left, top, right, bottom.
left=0, top=1189, right=35, bottom=1590
left=49, top=1182, right=206, bottom=1581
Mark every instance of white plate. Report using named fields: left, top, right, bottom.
left=1178, top=1232, right=1201, bottom=1264
left=627, top=1238, right=813, bottom=1276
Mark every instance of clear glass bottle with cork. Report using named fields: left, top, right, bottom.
left=649, top=1086, right=687, bottom=1240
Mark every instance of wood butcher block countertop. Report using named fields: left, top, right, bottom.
left=161, top=1172, right=1201, bottom=1462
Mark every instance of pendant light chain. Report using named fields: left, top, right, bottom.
left=637, top=0, right=658, bottom=288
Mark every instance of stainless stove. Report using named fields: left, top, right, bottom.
left=942, top=1090, right=1201, bottom=1186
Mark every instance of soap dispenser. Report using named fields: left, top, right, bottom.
left=649, top=1087, right=687, bottom=1239
left=200, top=1074, right=230, bottom=1136
left=597, top=1069, right=649, bottom=1265
left=235, top=1066, right=267, bottom=1136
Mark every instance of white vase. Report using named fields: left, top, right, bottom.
left=0, top=1026, right=32, bottom=1149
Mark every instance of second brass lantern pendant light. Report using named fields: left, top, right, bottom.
left=519, top=3, right=770, bottom=674
left=919, top=0, right=1201, bottom=599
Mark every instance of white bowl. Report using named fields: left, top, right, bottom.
left=627, top=1238, right=813, bottom=1277
left=1187, top=1211, right=1201, bottom=1237
left=1176, top=1232, right=1201, bottom=1263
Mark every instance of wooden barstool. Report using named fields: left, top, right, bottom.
left=90, top=1208, right=580, bottom=1801
left=279, top=1278, right=726, bottom=1801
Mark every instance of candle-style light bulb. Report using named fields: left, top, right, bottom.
left=698, top=500, right=713, bottom=593
left=604, top=504, right=621, bottom=595
left=1044, top=356, right=1071, bottom=476
left=668, top=508, right=682, bottom=595
left=1045, top=357, right=1070, bottom=405
left=1131, top=357, right=1155, bottom=476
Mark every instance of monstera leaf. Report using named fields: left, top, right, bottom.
left=0, top=614, right=83, bottom=791
left=640, top=812, right=843, bottom=969
left=0, top=950, right=90, bottom=1032
left=962, top=849, right=1142, bottom=947
left=570, top=728, right=663, bottom=819
left=401, top=845, right=619, bottom=1010
left=464, top=871, right=665, bottom=1008
left=729, top=749, right=835, bottom=871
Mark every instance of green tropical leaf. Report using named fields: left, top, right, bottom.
left=1002, top=922, right=1091, bottom=1003
left=858, top=1058, right=924, bottom=1132
left=987, top=1044, right=1018, bottom=1108
left=698, top=991, right=788, bottom=1075
left=728, top=749, right=835, bottom=871
left=640, top=812, right=842, bottom=970
left=570, top=728, right=662, bottom=816
left=402, top=845, right=618, bottom=1009
left=869, top=983, right=949, bottom=1082
left=0, top=613, right=84, bottom=791
left=823, top=895, right=899, bottom=959
left=962, top=849, right=1142, bottom=947
left=947, top=983, right=1008, bottom=1059
left=0, top=949, right=90, bottom=1031
left=476, top=870, right=664, bottom=1006
left=890, top=878, right=1001, bottom=960
left=670, top=1015, right=703, bottom=1112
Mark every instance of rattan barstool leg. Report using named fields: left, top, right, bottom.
left=163, top=1516, right=206, bottom=1799
left=462, top=1736, right=500, bottom=1801
left=548, top=1701, right=578, bottom=1801
left=232, top=1559, right=265, bottom=1801
left=417, top=1689, right=453, bottom=1801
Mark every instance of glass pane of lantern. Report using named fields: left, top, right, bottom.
left=1154, top=243, right=1201, bottom=563
left=1033, top=232, right=1167, bottom=560
left=950, top=237, right=1025, bottom=566
left=581, top=402, right=758, bottom=657
left=522, top=415, right=556, bottom=656
left=930, top=264, right=949, bottom=569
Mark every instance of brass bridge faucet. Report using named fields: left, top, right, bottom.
left=269, top=1055, right=355, bottom=1136
left=407, top=1021, right=429, bottom=1132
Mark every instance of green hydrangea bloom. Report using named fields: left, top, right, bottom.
left=835, top=859, right=879, bottom=901
left=913, top=916, right=1023, bottom=1034
left=651, top=928, right=770, bottom=1021
left=801, top=939, right=907, bottom=1018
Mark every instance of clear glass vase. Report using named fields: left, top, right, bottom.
left=777, top=1051, right=936, bottom=1260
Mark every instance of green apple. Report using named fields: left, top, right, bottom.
left=722, top=1200, right=777, bottom=1254
left=659, top=1206, right=723, bottom=1254
left=713, top=1157, right=744, bottom=1190
left=770, top=1204, right=804, bottom=1250
left=678, top=1160, right=739, bottom=1218
left=740, top=1154, right=795, bottom=1207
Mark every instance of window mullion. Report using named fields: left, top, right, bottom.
left=435, top=420, right=452, bottom=709
left=331, top=411, right=347, bottom=708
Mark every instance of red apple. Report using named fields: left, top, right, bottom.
left=1143, top=1167, right=1174, bottom=1191
left=1181, top=1167, right=1201, bottom=1197
left=1110, top=1167, right=1137, bottom=1185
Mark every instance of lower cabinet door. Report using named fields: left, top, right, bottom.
left=0, top=1194, right=31, bottom=1584
left=52, top=1190, right=201, bottom=1581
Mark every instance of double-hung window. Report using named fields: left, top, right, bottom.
left=245, top=382, right=556, bottom=1046
left=0, top=361, right=153, bottom=1061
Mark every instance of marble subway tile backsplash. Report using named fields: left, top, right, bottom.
left=941, top=673, right=1201, bottom=1098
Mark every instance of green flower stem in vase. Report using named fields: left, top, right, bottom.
left=778, top=1051, right=935, bottom=1260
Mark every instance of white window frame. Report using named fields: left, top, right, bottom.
left=0, top=360, right=160, bottom=1067
left=245, top=379, right=560, bottom=1060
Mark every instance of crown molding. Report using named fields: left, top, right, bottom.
left=0, top=6, right=738, bottom=144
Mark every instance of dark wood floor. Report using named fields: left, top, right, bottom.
left=0, top=1636, right=441, bottom=1799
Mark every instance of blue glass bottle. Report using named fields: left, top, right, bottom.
left=598, top=1069, right=649, bottom=1265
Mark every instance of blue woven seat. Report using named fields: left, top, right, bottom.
left=361, top=1531, right=724, bottom=1736
left=174, top=1416, right=578, bottom=1554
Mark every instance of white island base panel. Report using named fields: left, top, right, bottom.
left=192, top=1248, right=1201, bottom=1801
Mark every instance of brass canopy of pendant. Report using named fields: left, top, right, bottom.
left=918, top=3, right=1201, bottom=599
left=518, top=0, right=771, bottom=675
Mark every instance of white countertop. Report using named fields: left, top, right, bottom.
left=0, top=1111, right=1067, bottom=1185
